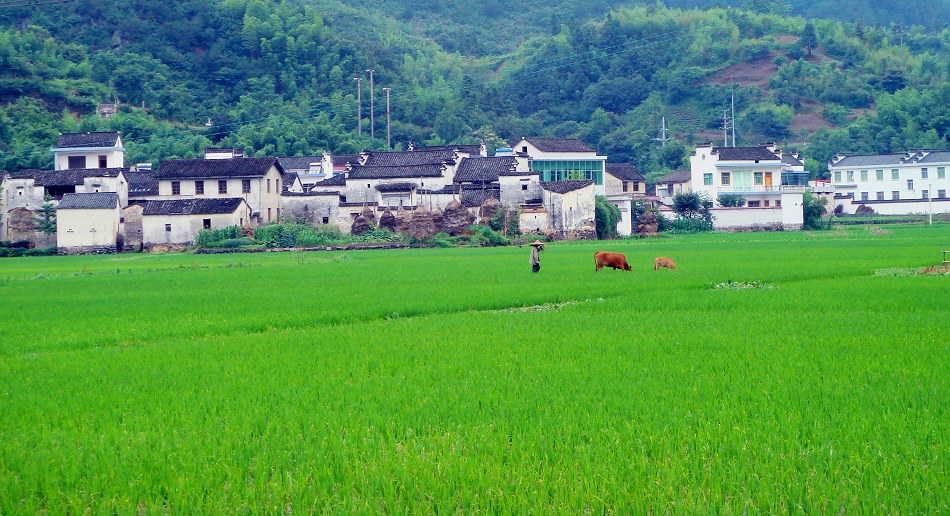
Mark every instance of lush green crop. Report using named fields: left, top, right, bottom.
left=1, top=225, right=947, bottom=512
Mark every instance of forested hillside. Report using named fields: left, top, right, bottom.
left=0, top=0, right=947, bottom=179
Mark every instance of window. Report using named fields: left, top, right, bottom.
left=747, top=200, right=761, bottom=207
left=522, top=146, right=528, bottom=153
left=703, top=173, right=712, bottom=186
left=242, top=179, right=251, bottom=193
left=203, top=218, right=211, bottom=229
left=633, top=182, right=640, bottom=192
left=846, top=171, right=854, bottom=181
left=860, top=170, right=868, bottom=181
left=522, top=184, right=528, bottom=191
left=67, top=156, right=86, bottom=169
left=754, top=172, right=764, bottom=185
left=938, top=190, right=947, bottom=198
left=876, top=169, right=884, bottom=181
left=907, top=179, right=914, bottom=190
left=938, top=167, right=946, bottom=179
left=322, top=216, right=329, bottom=224
left=218, top=180, right=227, bottom=194
left=267, top=208, right=272, bottom=222
left=763, top=200, right=770, bottom=207
left=171, top=181, right=181, bottom=195
left=267, top=179, right=271, bottom=193
left=922, top=190, right=929, bottom=200
left=921, top=168, right=928, bottom=179
left=721, top=172, right=731, bottom=185
left=367, top=183, right=371, bottom=188
left=834, top=171, right=841, bottom=182
left=165, top=224, right=172, bottom=232
left=877, top=191, right=885, bottom=200
left=98, top=155, right=107, bottom=168
left=892, top=191, right=900, bottom=200
left=277, top=179, right=281, bottom=192
left=861, top=192, right=869, bottom=201
left=16, top=187, right=23, bottom=196
left=776, top=200, right=781, bottom=207
left=891, top=169, right=899, bottom=180
left=195, top=181, right=204, bottom=195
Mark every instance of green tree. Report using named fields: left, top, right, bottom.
left=33, top=197, right=57, bottom=245
left=717, top=193, right=746, bottom=207
left=801, top=21, right=818, bottom=57
left=595, top=196, right=621, bottom=239
left=802, top=189, right=828, bottom=230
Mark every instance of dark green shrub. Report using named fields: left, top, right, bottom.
left=194, top=226, right=241, bottom=248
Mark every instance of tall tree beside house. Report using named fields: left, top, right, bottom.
left=33, top=197, right=57, bottom=246
left=801, top=21, right=818, bottom=57
left=801, top=190, right=828, bottom=230
left=594, top=196, right=621, bottom=240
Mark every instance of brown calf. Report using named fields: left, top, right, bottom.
left=654, top=257, right=678, bottom=270
left=595, top=251, right=632, bottom=271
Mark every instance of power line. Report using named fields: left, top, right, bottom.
left=0, top=0, right=825, bottom=162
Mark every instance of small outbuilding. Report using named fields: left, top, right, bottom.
left=56, top=192, right=121, bottom=254
left=142, top=197, right=251, bottom=246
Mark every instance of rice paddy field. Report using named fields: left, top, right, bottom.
left=0, top=224, right=947, bottom=512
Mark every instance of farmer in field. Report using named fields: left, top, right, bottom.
left=529, top=240, right=544, bottom=273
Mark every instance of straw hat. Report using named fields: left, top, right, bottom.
left=529, top=240, right=545, bottom=248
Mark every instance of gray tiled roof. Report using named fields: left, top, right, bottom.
left=782, top=154, right=804, bottom=167
left=283, top=173, right=299, bottom=189
left=277, top=156, right=321, bottom=171
left=348, top=164, right=444, bottom=180
left=375, top=182, right=416, bottom=192
left=714, top=147, right=780, bottom=161
left=411, top=144, right=481, bottom=154
left=830, top=154, right=906, bottom=167
left=311, top=174, right=346, bottom=187
left=655, top=169, right=692, bottom=184
left=56, top=132, right=120, bottom=148
left=362, top=150, right=455, bottom=167
left=156, top=157, right=282, bottom=179
left=57, top=192, right=119, bottom=209
left=454, top=157, right=518, bottom=183
left=330, top=154, right=359, bottom=166
left=605, top=163, right=644, bottom=181
left=125, top=171, right=158, bottom=196
left=143, top=197, right=246, bottom=216
left=541, top=179, right=594, bottom=194
left=10, top=168, right=126, bottom=186
left=914, top=151, right=950, bottom=164
left=522, top=137, right=595, bottom=153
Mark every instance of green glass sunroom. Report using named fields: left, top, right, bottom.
left=531, top=160, right=605, bottom=185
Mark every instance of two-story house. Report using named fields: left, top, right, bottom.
left=688, top=143, right=805, bottom=229
left=154, top=157, right=287, bottom=224
left=827, top=150, right=950, bottom=215
left=52, top=132, right=125, bottom=170
left=511, top=137, right=608, bottom=195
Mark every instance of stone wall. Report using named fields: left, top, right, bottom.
left=58, top=245, right=117, bottom=255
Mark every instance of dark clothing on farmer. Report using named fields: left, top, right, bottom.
left=529, top=245, right=541, bottom=273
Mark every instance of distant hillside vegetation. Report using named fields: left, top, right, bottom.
left=0, top=0, right=947, bottom=178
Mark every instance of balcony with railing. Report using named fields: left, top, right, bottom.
left=717, top=185, right=806, bottom=194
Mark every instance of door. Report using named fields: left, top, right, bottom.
left=764, top=172, right=773, bottom=189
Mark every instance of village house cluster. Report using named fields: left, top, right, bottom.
left=2, top=132, right=947, bottom=253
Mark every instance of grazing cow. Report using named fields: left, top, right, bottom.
left=594, top=251, right=632, bottom=271
left=654, top=257, right=678, bottom=271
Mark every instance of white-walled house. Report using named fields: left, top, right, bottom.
left=52, top=132, right=124, bottom=170
left=512, top=137, right=608, bottom=195
left=155, top=157, right=287, bottom=224
left=828, top=150, right=950, bottom=215
left=1, top=168, right=129, bottom=242
left=604, top=163, right=646, bottom=198
left=141, top=198, right=252, bottom=246
left=688, top=144, right=805, bottom=230
left=540, top=180, right=597, bottom=238
left=56, top=192, right=121, bottom=253
left=654, top=169, right=692, bottom=201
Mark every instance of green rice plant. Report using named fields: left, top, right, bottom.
left=0, top=224, right=947, bottom=512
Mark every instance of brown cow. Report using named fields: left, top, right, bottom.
left=654, top=257, right=678, bottom=270
left=594, top=251, right=632, bottom=271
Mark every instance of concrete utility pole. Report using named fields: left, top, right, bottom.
left=366, top=69, right=375, bottom=140
left=353, top=77, right=362, bottom=136
left=655, top=116, right=670, bottom=145
left=383, top=87, right=391, bottom=149
left=730, top=84, right=736, bottom=147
